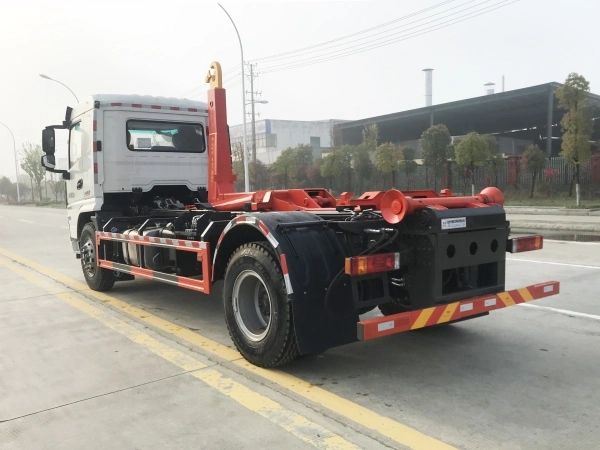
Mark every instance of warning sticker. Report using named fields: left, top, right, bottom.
left=441, top=217, right=467, bottom=230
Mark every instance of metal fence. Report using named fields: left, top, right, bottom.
left=396, top=157, right=597, bottom=196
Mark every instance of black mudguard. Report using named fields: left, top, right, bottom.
left=240, top=212, right=358, bottom=355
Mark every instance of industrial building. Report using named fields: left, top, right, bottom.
left=336, top=81, right=600, bottom=159
left=229, top=119, right=347, bottom=165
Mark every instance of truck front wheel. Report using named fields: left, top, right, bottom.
left=80, top=223, right=114, bottom=291
left=223, top=243, right=299, bottom=367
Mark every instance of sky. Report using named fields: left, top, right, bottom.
left=1, top=0, right=598, bottom=180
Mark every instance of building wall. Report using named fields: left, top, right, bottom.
left=229, top=119, right=346, bottom=165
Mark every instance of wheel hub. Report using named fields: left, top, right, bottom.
left=232, top=270, right=273, bottom=342
left=80, top=238, right=96, bottom=277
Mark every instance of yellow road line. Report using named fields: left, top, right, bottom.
left=0, top=247, right=457, bottom=450
left=0, top=256, right=359, bottom=450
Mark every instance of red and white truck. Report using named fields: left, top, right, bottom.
left=40, top=62, right=559, bottom=367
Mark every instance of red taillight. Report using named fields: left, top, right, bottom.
left=509, top=235, right=543, bottom=253
left=345, top=252, right=400, bottom=276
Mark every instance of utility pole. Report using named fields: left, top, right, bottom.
left=248, top=63, right=257, bottom=164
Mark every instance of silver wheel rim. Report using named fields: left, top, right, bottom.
left=81, top=237, right=96, bottom=277
left=232, top=270, right=272, bottom=342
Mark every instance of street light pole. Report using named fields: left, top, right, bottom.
left=0, top=121, right=21, bottom=202
left=39, top=74, right=79, bottom=103
left=217, top=3, right=250, bottom=192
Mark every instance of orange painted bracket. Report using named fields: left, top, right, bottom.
left=357, top=281, right=560, bottom=341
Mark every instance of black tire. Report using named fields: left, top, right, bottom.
left=223, top=242, right=299, bottom=367
left=80, top=222, right=115, bottom=292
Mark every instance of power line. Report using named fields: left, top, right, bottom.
left=253, top=0, right=485, bottom=65
left=260, top=0, right=508, bottom=72
left=251, top=0, right=459, bottom=63
left=260, top=1, right=517, bottom=75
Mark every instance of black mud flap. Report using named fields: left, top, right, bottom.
left=255, top=212, right=357, bottom=355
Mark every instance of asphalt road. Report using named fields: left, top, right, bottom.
left=1, top=204, right=599, bottom=450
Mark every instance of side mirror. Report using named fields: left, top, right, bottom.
left=41, top=154, right=56, bottom=169
left=42, top=127, right=56, bottom=155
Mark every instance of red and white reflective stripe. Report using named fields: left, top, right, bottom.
left=235, top=215, right=257, bottom=224
left=98, top=231, right=206, bottom=250
left=358, top=281, right=560, bottom=341
left=279, top=254, right=293, bottom=294
left=222, top=220, right=234, bottom=236
left=101, top=102, right=207, bottom=113
left=258, top=221, right=279, bottom=248
left=98, top=260, right=210, bottom=293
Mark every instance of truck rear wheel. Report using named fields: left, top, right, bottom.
left=80, top=223, right=114, bottom=292
left=223, top=243, right=299, bottom=367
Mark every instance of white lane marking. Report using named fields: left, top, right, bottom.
left=18, top=219, right=35, bottom=224
left=508, top=258, right=600, bottom=270
left=520, top=303, right=600, bottom=322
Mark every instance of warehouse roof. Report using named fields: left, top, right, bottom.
left=337, top=83, right=600, bottom=145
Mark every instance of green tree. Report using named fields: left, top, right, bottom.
left=399, top=147, right=418, bottom=190
left=352, top=145, right=374, bottom=193
left=555, top=73, right=594, bottom=207
left=48, top=173, right=66, bottom=202
left=320, top=147, right=352, bottom=193
left=230, top=142, right=245, bottom=191
left=20, top=142, right=46, bottom=201
left=454, top=132, right=491, bottom=195
left=421, top=124, right=451, bottom=190
left=271, top=148, right=296, bottom=189
left=482, top=134, right=505, bottom=186
left=375, top=142, right=403, bottom=188
left=362, top=124, right=379, bottom=153
left=271, top=144, right=313, bottom=189
left=0, top=176, right=12, bottom=201
left=249, top=160, right=270, bottom=190
left=523, top=144, right=545, bottom=198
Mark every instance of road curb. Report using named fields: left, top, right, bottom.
left=509, top=221, right=600, bottom=233
left=504, top=208, right=600, bottom=216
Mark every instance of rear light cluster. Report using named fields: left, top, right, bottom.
left=508, top=235, right=543, bottom=253
left=345, top=252, right=401, bottom=276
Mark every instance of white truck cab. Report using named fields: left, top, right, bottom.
left=42, top=94, right=209, bottom=254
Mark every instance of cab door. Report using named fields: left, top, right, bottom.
left=65, top=111, right=95, bottom=239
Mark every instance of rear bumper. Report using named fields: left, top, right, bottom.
left=357, top=281, right=560, bottom=340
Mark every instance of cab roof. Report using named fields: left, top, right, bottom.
left=71, top=94, right=208, bottom=118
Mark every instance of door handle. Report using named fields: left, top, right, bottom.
left=76, top=179, right=83, bottom=190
